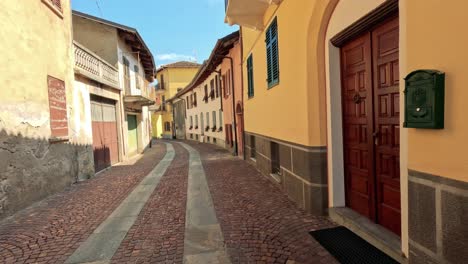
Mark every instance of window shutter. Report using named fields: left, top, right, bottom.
left=247, top=55, right=254, bottom=97
left=266, top=18, right=279, bottom=87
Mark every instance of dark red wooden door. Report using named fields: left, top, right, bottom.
left=341, top=17, right=400, bottom=236
left=372, top=17, right=400, bottom=235
left=341, top=32, right=376, bottom=220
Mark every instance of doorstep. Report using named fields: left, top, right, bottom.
left=328, top=207, right=407, bottom=264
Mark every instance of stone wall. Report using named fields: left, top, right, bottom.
left=244, top=131, right=328, bottom=215
left=408, top=170, right=468, bottom=264
left=0, top=130, right=93, bottom=219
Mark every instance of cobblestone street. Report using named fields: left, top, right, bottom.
left=0, top=141, right=337, bottom=264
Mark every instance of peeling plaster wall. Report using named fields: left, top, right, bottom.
left=0, top=0, right=94, bottom=219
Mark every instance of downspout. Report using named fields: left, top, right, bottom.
left=171, top=102, right=176, bottom=139
left=239, top=31, right=246, bottom=160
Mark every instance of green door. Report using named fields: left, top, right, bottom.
left=127, top=115, right=138, bottom=156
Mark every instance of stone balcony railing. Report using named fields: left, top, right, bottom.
left=73, top=41, right=120, bottom=89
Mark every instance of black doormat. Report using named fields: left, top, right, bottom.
left=310, top=226, right=398, bottom=264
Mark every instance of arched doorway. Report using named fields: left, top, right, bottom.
left=311, top=0, right=408, bottom=258
left=235, top=101, right=244, bottom=156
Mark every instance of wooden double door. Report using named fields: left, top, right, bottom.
left=91, top=96, right=119, bottom=172
left=341, top=17, right=401, bottom=235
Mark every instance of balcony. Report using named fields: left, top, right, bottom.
left=74, top=41, right=120, bottom=89
left=123, top=77, right=155, bottom=109
left=225, top=0, right=282, bottom=30
left=155, top=83, right=166, bottom=95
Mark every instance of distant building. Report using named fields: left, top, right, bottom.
left=177, top=31, right=239, bottom=148
left=220, top=35, right=243, bottom=157
left=152, top=61, right=200, bottom=139
left=72, top=11, right=156, bottom=162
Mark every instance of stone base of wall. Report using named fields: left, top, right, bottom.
left=408, top=169, right=468, bottom=264
left=187, top=133, right=226, bottom=149
left=0, top=131, right=94, bottom=219
left=244, top=132, right=328, bottom=215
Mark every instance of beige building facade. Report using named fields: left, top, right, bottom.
left=72, top=11, right=156, bottom=161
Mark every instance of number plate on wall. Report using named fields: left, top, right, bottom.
left=404, top=70, right=445, bottom=129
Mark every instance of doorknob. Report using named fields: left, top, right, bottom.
left=373, top=131, right=379, bottom=146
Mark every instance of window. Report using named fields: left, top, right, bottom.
left=225, top=71, right=231, bottom=96
left=42, top=0, right=63, bottom=17
left=195, top=115, right=198, bottom=128
left=164, top=122, right=171, bottom=132
left=160, top=74, right=165, bottom=90
left=190, top=116, right=193, bottom=129
left=247, top=55, right=254, bottom=98
left=212, top=110, right=216, bottom=129
left=206, top=112, right=209, bottom=129
left=271, top=142, right=280, bottom=174
left=123, top=57, right=131, bottom=91
left=186, top=96, right=189, bottom=109
left=219, top=110, right=223, bottom=131
left=204, top=85, right=208, bottom=102
left=134, top=65, right=140, bottom=89
left=266, top=18, right=280, bottom=88
left=250, top=136, right=256, bottom=158
left=215, top=75, right=219, bottom=98
left=193, top=92, right=197, bottom=107
left=47, top=75, right=68, bottom=139
left=210, top=79, right=215, bottom=100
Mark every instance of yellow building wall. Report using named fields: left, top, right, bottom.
left=242, top=1, right=326, bottom=147
left=404, top=0, right=468, bottom=182
left=154, top=67, right=199, bottom=138
left=0, top=0, right=75, bottom=141
left=0, top=0, right=96, bottom=218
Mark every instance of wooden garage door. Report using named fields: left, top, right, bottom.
left=91, top=96, right=119, bottom=172
left=341, top=16, right=400, bottom=235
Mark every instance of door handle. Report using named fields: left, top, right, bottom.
left=373, top=131, right=379, bottom=146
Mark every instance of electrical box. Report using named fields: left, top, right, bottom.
left=403, top=70, right=445, bottom=129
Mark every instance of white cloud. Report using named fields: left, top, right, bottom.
left=155, top=53, right=196, bottom=62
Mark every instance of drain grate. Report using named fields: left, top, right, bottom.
left=310, top=226, right=398, bottom=264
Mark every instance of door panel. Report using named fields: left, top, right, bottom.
left=91, top=98, right=119, bottom=172
left=341, top=33, right=375, bottom=220
left=372, top=16, right=401, bottom=236
left=341, top=16, right=401, bottom=236
left=127, top=115, right=138, bottom=156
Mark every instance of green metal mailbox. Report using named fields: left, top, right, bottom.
left=403, top=70, right=445, bottom=129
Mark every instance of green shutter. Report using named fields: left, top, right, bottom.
left=266, top=18, right=279, bottom=88
left=247, top=55, right=254, bottom=98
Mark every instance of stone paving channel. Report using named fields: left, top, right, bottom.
left=0, top=140, right=338, bottom=264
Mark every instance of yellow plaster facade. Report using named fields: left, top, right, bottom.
left=232, top=0, right=468, bottom=261
left=153, top=66, right=199, bottom=138
left=0, top=0, right=95, bottom=218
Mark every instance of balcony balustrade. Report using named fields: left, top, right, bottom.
left=73, top=41, right=120, bottom=89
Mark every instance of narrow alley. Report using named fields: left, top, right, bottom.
left=0, top=141, right=336, bottom=264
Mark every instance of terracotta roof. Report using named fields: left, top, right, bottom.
left=156, top=61, right=201, bottom=72
left=176, top=31, right=240, bottom=98
left=72, top=10, right=156, bottom=81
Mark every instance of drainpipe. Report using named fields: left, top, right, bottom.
left=239, top=30, right=246, bottom=160
left=215, top=55, right=237, bottom=156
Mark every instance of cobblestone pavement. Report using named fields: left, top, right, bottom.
left=185, top=141, right=338, bottom=264
left=111, top=142, right=188, bottom=264
left=0, top=143, right=167, bottom=264
left=0, top=141, right=338, bottom=264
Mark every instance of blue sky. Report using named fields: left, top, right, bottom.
left=72, top=0, right=238, bottom=67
